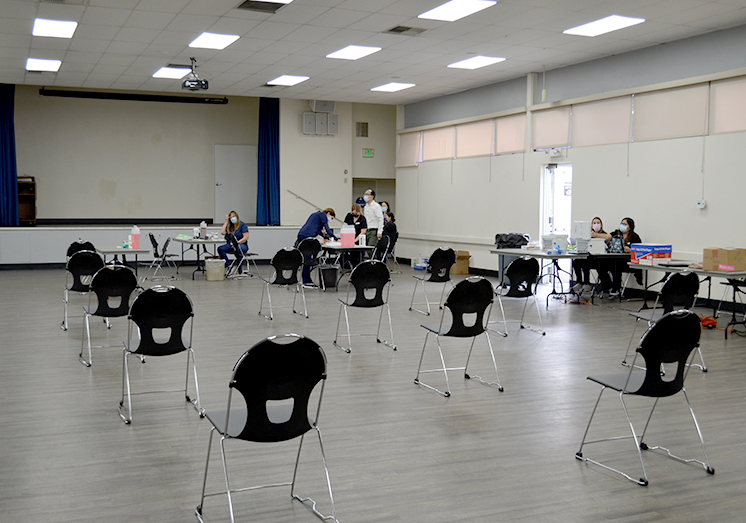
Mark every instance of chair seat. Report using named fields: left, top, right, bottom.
left=587, top=370, right=645, bottom=393
left=628, top=310, right=665, bottom=323
left=206, top=405, right=314, bottom=439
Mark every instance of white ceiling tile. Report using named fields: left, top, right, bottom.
left=136, top=0, right=191, bottom=13
left=107, top=41, right=149, bottom=56
left=0, top=33, right=31, bottom=49
left=165, top=13, right=219, bottom=33
left=308, top=8, right=370, bottom=28
left=183, top=0, right=238, bottom=16
left=114, top=27, right=161, bottom=44
left=245, top=21, right=302, bottom=40
left=271, top=5, right=332, bottom=25
left=206, top=17, right=261, bottom=36
left=124, top=10, right=177, bottom=31
left=346, top=13, right=410, bottom=32
left=36, top=3, right=86, bottom=22
left=68, top=39, right=111, bottom=54
left=91, top=0, right=141, bottom=8
left=82, top=7, right=134, bottom=27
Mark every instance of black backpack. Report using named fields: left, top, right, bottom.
left=494, top=233, right=530, bottom=249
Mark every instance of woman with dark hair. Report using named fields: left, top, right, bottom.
left=572, top=216, right=609, bottom=296
left=600, top=217, right=642, bottom=296
left=218, top=210, right=249, bottom=267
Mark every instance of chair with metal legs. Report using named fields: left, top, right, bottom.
left=66, top=239, right=96, bottom=260
left=258, top=248, right=307, bottom=320
left=225, top=234, right=259, bottom=279
left=409, top=247, right=456, bottom=316
left=493, top=256, right=545, bottom=335
left=414, top=276, right=502, bottom=397
left=118, top=285, right=202, bottom=424
left=332, top=260, right=396, bottom=353
left=196, top=334, right=337, bottom=523
left=623, top=271, right=705, bottom=371
left=80, top=264, right=139, bottom=367
left=576, top=310, right=714, bottom=486
left=62, top=250, right=104, bottom=331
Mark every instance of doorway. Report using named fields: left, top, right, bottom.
left=541, top=163, right=572, bottom=237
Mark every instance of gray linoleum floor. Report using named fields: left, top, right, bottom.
left=1, top=263, right=745, bottom=523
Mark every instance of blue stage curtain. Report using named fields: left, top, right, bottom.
left=256, top=97, right=280, bottom=226
left=0, top=84, right=19, bottom=227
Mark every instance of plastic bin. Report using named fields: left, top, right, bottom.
left=318, top=265, right=339, bottom=291
left=205, top=257, right=225, bottom=281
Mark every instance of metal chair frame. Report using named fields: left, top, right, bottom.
left=576, top=311, right=714, bottom=486
left=118, top=285, right=202, bottom=424
left=333, top=260, right=396, bottom=353
left=493, top=256, right=545, bottom=336
left=144, top=233, right=179, bottom=282
left=414, top=277, right=502, bottom=397
left=196, top=334, right=337, bottom=523
left=62, top=250, right=104, bottom=331
left=259, top=248, right=308, bottom=320
left=225, top=234, right=259, bottom=280
left=80, top=264, right=139, bottom=367
left=409, top=247, right=456, bottom=316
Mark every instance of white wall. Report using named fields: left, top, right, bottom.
left=14, top=86, right=259, bottom=221
left=351, top=103, right=396, bottom=180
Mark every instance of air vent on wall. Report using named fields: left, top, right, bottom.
left=385, top=26, right=428, bottom=36
left=356, top=122, right=369, bottom=138
left=236, top=1, right=287, bottom=14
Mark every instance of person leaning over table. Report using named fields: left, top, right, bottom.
left=295, top=208, right=338, bottom=287
left=218, top=210, right=249, bottom=268
left=362, top=188, right=383, bottom=248
left=599, top=217, right=643, bottom=296
left=572, top=216, right=610, bottom=296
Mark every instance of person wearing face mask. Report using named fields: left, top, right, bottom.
left=342, top=203, right=368, bottom=268
left=599, top=216, right=642, bottom=296
left=296, top=208, right=337, bottom=286
left=362, top=189, right=383, bottom=248
left=572, top=216, right=609, bottom=296
left=218, top=210, right=250, bottom=268
left=380, top=201, right=391, bottom=223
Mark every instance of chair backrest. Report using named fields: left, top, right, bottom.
left=441, top=277, right=494, bottom=337
left=633, top=310, right=702, bottom=397
left=89, top=265, right=138, bottom=318
left=162, top=236, right=172, bottom=254
left=128, top=285, right=194, bottom=356
left=504, top=256, right=540, bottom=298
left=347, top=260, right=390, bottom=308
left=66, top=250, right=105, bottom=292
left=371, top=235, right=389, bottom=262
left=66, top=240, right=95, bottom=258
left=228, top=234, right=244, bottom=257
left=657, top=271, right=699, bottom=313
left=426, top=247, right=456, bottom=283
left=229, top=335, right=327, bottom=443
left=297, top=238, right=321, bottom=266
left=148, top=232, right=160, bottom=257
left=270, top=248, right=303, bottom=285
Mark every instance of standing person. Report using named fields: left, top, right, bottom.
left=218, top=210, right=249, bottom=268
left=362, top=188, right=383, bottom=248
left=295, top=208, right=337, bottom=286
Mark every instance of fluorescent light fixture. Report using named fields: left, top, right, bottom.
left=563, top=14, right=645, bottom=37
left=32, top=18, right=78, bottom=39
left=327, top=45, right=382, bottom=61
left=447, top=55, right=505, bottom=69
left=267, top=75, right=309, bottom=86
left=25, top=58, right=62, bottom=72
left=252, top=0, right=294, bottom=3
left=371, top=82, right=415, bottom=93
left=418, top=0, right=496, bottom=22
left=189, top=32, right=240, bottom=50
left=152, top=67, right=191, bottom=79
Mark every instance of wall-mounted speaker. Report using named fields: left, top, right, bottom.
left=303, top=112, right=316, bottom=134
left=309, top=100, right=335, bottom=112
left=327, top=113, right=339, bottom=135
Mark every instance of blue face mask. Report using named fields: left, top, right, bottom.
left=619, top=224, right=628, bottom=233
left=363, top=195, right=370, bottom=203
left=230, top=216, right=237, bottom=224
left=381, top=207, right=387, bottom=213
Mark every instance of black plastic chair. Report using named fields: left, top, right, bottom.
left=716, top=278, right=746, bottom=339
left=409, top=247, right=456, bottom=316
left=493, top=256, right=545, bottom=335
left=623, top=271, right=705, bottom=371
left=62, top=250, right=104, bottom=331
left=414, top=277, right=502, bottom=397
left=66, top=239, right=95, bottom=260
left=576, top=310, right=714, bottom=486
left=332, top=260, right=395, bottom=353
left=225, top=234, right=259, bottom=279
left=80, top=264, right=139, bottom=367
left=385, top=231, right=402, bottom=274
left=371, top=235, right=389, bottom=262
left=118, top=285, right=202, bottom=424
left=196, top=334, right=337, bottom=523
left=258, top=248, right=307, bottom=320
left=144, top=233, right=178, bottom=281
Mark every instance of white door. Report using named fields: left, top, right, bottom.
left=214, top=144, right=258, bottom=225
left=541, top=164, right=573, bottom=236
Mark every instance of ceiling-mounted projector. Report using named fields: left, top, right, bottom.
left=182, top=57, right=208, bottom=91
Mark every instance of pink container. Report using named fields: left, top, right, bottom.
left=341, top=228, right=355, bottom=248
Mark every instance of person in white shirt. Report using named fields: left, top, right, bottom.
left=362, top=188, right=383, bottom=248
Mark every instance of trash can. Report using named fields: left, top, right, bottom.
left=318, top=264, right=339, bottom=291
left=205, top=257, right=225, bottom=281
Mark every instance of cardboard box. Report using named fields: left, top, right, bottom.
left=703, top=247, right=746, bottom=271
left=452, top=250, right=471, bottom=275
left=630, top=244, right=672, bottom=265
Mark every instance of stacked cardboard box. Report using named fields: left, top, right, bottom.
left=703, top=247, right=746, bottom=271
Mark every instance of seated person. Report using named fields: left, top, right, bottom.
left=382, top=210, right=397, bottom=246
left=599, top=217, right=642, bottom=296
left=218, top=211, right=249, bottom=269
left=572, top=216, right=609, bottom=296
left=295, top=208, right=337, bottom=286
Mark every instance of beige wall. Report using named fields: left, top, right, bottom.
left=351, top=103, right=396, bottom=180
left=14, top=85, right=258, bottom=221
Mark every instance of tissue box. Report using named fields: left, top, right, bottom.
left=703, top=247, right=746, bottom=271
left=452, top=250, right=471, bottom=275
left=630, top=244, right=672, bottom=265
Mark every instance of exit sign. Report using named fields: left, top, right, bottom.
left=362, top=148, right=374, bottom=158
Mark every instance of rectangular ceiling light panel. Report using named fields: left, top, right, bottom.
left=26, top=58, right=62, bottom=72
left=327, top=45, right=382, bottom=60
left=153, top=67, right=191, bottom=79
left=371, top=82, right=415, bottom=92
left=268, top=75, right=309, bottom=86
left=32, top=18, right=78, bottom=39
left=448, top=55, right=505, bottom=69
left=418, top=0, right=496, bottom=22
left=563, top=15, right=645, bottom=37
left=189, top=32, right=240, bottom=50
